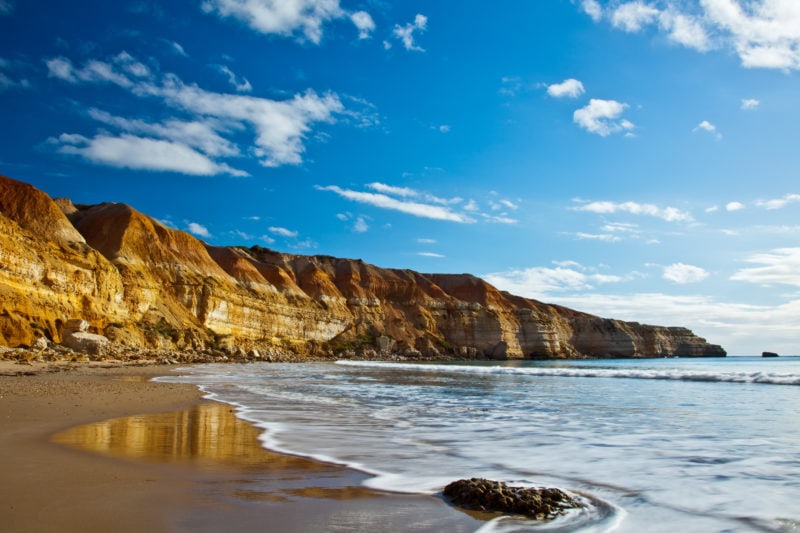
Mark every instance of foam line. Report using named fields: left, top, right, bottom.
left=336, top=360, right=800, bottom=386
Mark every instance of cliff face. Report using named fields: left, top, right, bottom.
left=0, top=175, right=726, bottom=358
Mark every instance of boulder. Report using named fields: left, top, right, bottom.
left=442, top=478, right=581, bottom=520
left=62, top=331, right=110, bottom=355
left=63, top=319, right=90, bottom=334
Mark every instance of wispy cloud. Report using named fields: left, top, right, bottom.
left=741, top=98, right=760, bottom=110
left=418, top=252, right=444, bottom=258
left=353, top=216, right=368, bottom=233
left=45, top=52, right=352, bottom=173
left=731, top=247, right=800, bottom=287
left=393, top=13, right=428, bottom=51
left=755, top=193, right=800, bottom=210
left=571, top=199, right=693, bottom=222
left=216, top=64, right=252, bottom=93
left=726, top=201, right=744, bottom=211
left=485, top=262, right=631, bottom=298
left=0, top=57, right=30, bottom=91
left=316, top=185, right=474, bottom=223
left=694, top=120, right=722, bottom=139
left=51, top=133, right=247, bottom=176
left=269, top=226, right=299, bottom=238
left=573, top=99, right=635, bottom=136
left=0, top=0, right=13, bottom=16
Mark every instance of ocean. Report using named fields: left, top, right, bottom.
left=158, top=357, right=800, bottom=532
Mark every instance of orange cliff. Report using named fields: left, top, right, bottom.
left=0, top=174, right=726, bottom=359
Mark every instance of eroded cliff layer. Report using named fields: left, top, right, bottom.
left=0, top=175, right=726, bottom=358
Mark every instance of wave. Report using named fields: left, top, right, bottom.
left=336, top=361, right=800, bottom=386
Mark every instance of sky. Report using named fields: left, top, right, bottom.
left=1, top=0, right=799, bottom=355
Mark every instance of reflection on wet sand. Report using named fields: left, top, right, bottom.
left=53, top=402, right=360, bottom=495
left=51, top=400, right=486, bottom=532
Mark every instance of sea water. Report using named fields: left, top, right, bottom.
left=157, top=357, right=800, bottom=532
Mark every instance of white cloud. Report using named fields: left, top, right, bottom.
left=571, top=232, right=623, bottom=242
left=602, top=221, right=640, bottom=233
left=87, top=109, right=240, bottom=158
left=417, top=238, right=437, bottom=244
left=490, top=199, right=519, bottom=211
left=573, top=99, right=635, bottom=136
left=741, top=98, right=760, bottom=110
left=367, top=182, right=418, bottom=197
left=260, top=234, right=276, bottom=244
left=216, top=65, right=252, bottom=93
left=438, top=124, right=451, bottom=133
left=351, top=11, right=375, bottom=39
left=726, top=201, right=745, bottom=211
left=52, top=133, right=247, bottom=176
left=46, top=53, right=347, bottom=170
left=693, top=120, right=722, bottom=139
left=317, top=185, right=474, bottom=223
left=659, top=9, right=711, bottom=50
left=731, top=247, right=800, bottom=287
left=663, top=262, right=709, bottom=284
left=169, top=40, right=188, bottom=57
left=706, top=205, right=720, bottom=213
left=571, top=199, right=693, bottom=222
left=482, top=214, right=519, bottom=224
left=269, top=226, right=299, bottom=238
left=201, top=0, right=351, bottom=44
left=418, top=252, right=444, bottom=258
left=547, top=78, right=585, bottom=98
left=187, top=222, right=212, bottom=238
left=581, top=0, right=603, bottom=22
left=353, top=216, right=368, bottom=233
left=485, top=265, right=627, bottom=299
left=755, top=193, right=800, bottom=210
left=46, top=52, right=153, bottom=87
left=393, top=13, right=427, bottom=51
left=589, top=0, right=800, bottom=71
left=612, top=2, right=661, bottom=32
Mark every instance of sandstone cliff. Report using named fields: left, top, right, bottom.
left=0, top=175, right=726, bottom=358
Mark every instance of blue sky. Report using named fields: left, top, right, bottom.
left=1, top=0, right=799, bottom=355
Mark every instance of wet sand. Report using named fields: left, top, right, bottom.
left=0, top=362, right=484, bottom=532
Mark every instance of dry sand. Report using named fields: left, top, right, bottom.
left=0, top=361, right=484, bottom=532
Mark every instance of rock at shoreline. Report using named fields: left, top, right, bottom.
left=442, top=478, right=581, bottom=520
left=762, top=351, right=779, bottom=357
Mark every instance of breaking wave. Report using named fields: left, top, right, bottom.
left=336, top=360, right=800, bottom=386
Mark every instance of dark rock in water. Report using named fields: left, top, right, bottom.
left=442, top=478, right=581, bottom=519
left=762, top=351, right=779, bottom=357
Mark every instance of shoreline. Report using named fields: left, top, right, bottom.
left=0, top=361, right=484, bottom=532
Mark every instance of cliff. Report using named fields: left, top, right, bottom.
left=0, top=175, right=726, bottom=359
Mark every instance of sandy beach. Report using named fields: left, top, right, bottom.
left=0, top=361, right=484, bottom=532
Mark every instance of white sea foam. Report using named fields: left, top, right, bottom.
left=158, top=358, right=800, bottom=532
left=336, top=360, right=800, bottom=385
